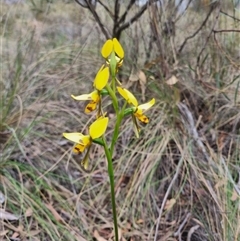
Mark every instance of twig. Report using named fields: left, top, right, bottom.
left=113, top=0, right=121, bottom=37
left=148, top=2, right=169, bottom=76
left=220, top=155, right=240, bottom=196
left=175, top=0, right=193, bottom=22
left=117, top=0, right=136, bottom=25
left=115, top=0, right=159, bottom=39
left=178, top=4, right=215, bottom=54
left=114, top=0, right=120, bottom=23
left=97, top=0, right=114, bottom=19
left=213, top=29, right=240, bottom=33
left=153, top=156, right=185, bottom=241
left=213, top=29, right=240, bottom=69
left=187, top=225, right=200, bottom=241
left=196, top=5, right=221, bottom=77
left=115, top=4, right=148, bottom=39
left=177, top=103, right=210, bottom=163
left=220, top=10, right=240, bottom=22
left=75, top=0, right=110, bottom=39
left=174, top=213, right=191, bottom=237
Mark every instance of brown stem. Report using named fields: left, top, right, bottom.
left=113, top=0, right=121, bottom=38
left=178, top=3, right=215, bottom=54
left=97, top=0, right=114, bottom=19
left=75, top=0, right=110, bottom=40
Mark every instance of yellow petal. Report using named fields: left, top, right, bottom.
left=81, top=155, right=89, bottom=170
left=116, top=57, right=123, bottom=68
left=134, top=113, right=149, bottom=124
left=89, top=117, right=109, bottom=139
left=93, top=65, right=104, bottom=82
left=101, top=39, right=113, bottom=58
left=113, top=38, right=124, bottom=58
left=63, top=133, right=91, bottom=145
left=85, top=101, right=98, bottom=113
left=71, top=90, right=99, bottom=102
left=80, top=145, right=92, bottom=172
left=117, top=87, right=138, bottom=107
left=94, top=66, right=109, bottom=90
left=73, top=143, right=86, bottom=153
left=137, top=98, right=155, bottom=113
left=81, top=149, right=89, bottom=170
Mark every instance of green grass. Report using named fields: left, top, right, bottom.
left=1, top=1, right=240, bottom=241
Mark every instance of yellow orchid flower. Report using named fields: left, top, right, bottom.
left=63, top=117, right=109, bottom=171
left=71, top=65, right=109, bottom=113
left=117, top=86, right=155, bottom=137
left=101, top=38, right=124, bottom=69
left=101, top=38, right=124, bottom=59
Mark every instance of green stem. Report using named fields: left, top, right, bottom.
left=102, top=137, right=119, bottom=241
left=110, top=51, right=117, bottom=91
left=105, top=84, right=118, bottom=112
left=110, top=101, right=127, bottom=156
left=112, top=74, right=116, bottom=97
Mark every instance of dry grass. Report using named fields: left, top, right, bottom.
left=1, top=1, right=240, bottom=241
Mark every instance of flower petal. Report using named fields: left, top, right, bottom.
left=63, top=133, right=91, bottom=145
left=85, top=101, right=98, bottom=113
left=89, top=117, right=109, bottom=139
left=73, top=143, right=86, bottom=153
left=117, top=87, right=138, bottom=107
left=113, top=38, right=124, bottom=59
left=71, top=90, right=99, bottom=102
left=137, top=98, right=155, bottom=114
left=94, top=66, right=109, bottom=90
left=101, top=39, right=113, bottom=58
left=134, top=113, right=149, bottom=124
left=81, top=153, right=89, bottom=170
left=81, top=144, right=91, bottom=168
left=116, top=57, right=123, bottom=68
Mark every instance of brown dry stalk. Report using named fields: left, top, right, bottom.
left=213, top=29, right=240, bottom=70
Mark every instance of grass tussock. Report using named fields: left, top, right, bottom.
left=1, top=1, right=240, bottom=241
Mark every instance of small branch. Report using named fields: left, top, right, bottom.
left=212, top=30, right=240, bottom=69
left=220, top=10, right=240, bottom=22
left=174, top=213, right=191, bottom=237
left=213, top=29, right=240, bottom=33
left=115, top=0, right=159, bottom=39
left=177, top=103, right=210, bottom=163
left=76, top=0, right=110, bottom=39
left=153, top=156, right=185, bottom=241
left=175, top=0, right=193, bottom=22
left=187, top=225, right=200, bottom=241
left=196, top=5, right=221, bottom=75
left=115, top=2, right=149, bottom=39
left=113, top=0, right=121, bottom=37
left=220, top=155, right=240, bottom=196
left=117, top=0, right=136, bottom=26
left=114, top=0, right=120, bottom=23
left=178, top=4, right=215, bottom=54
left=97, top=0, right=114, bottom=19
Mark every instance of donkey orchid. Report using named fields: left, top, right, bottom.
left=117, top=86, right=155, bottom=137
left=71, top=65, right=109, bottom=113
left=63, top=117, right=109, bottom=170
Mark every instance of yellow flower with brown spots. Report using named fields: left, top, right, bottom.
left=63, top=117, right=109, bottom=171
left=71, top=65, right=109, bottom=114
left=117, top=86, right=155, bottom=138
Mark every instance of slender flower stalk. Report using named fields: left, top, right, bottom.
left=102, top=136, right=119, bottom=241
left=63, top=38, right=155, bottom=241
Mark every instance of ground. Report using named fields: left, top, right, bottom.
left=1, top=1, right=240, bottom=241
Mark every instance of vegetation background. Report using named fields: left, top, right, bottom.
left=1, top=0, right=240, bottom=240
